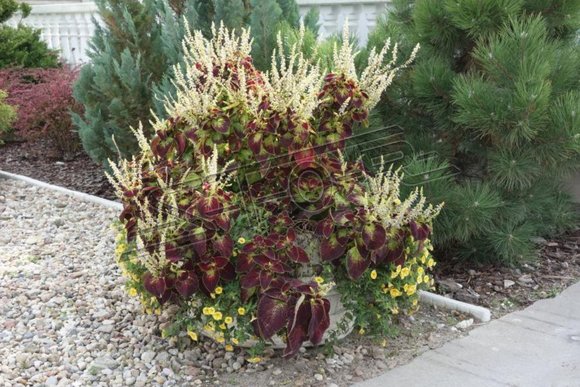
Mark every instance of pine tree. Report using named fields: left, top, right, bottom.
left=365, top=0, right=580, bottom=264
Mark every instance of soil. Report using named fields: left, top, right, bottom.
left=0, top=139, right=115, bottom=200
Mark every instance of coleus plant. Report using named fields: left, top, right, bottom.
left=108, top=24, right=441, bottom=357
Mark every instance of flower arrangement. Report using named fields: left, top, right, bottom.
left=108, top=24, right=441, bottom=357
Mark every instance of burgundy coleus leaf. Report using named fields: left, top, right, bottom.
left=213, top=235, right=233, bottom=257
left=320, top=235, right=346, bottom=262
left=308, top=298, right=330, bottom=345
left=248, top=132, right=263, bottom=154
left=212, top=115, right=230, bottom=133
left=175, top=132, right=187, bottom=155
left=288, top=245, right=309, bottom=263
left=409, top=221, right=431, bottom=241
left=175, top=271, right=199, bottom=298
left=197, top=197, right=223, bottom=219
left=283, top=297, right=311, bottom=357
left=315, top=217, right=334, bottom=238
left=293, top=148, right=315, bottom=169
left=214, top=213, right=231, bottom=231
left=190, top=227, right=207, bottom=257
left=259, top=270, right=273, bottom=289
left=362, top=222, right=387, bottom=250
left=236, top=253, right=254, bottom=273
left=346, top=245, right=371, bottom=280
left=241, top=268, right=260, bottom=289
left=143, top=272, right=167, bottom=299
left=200, top=265, right=220, bottom=293
left=257, top=292, right=289, bottom=339
left=165, top=243, right=181, bottom=263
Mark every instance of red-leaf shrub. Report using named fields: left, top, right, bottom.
left=0, top=66, right=82, bottom=158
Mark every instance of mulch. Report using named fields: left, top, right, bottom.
left=0, top=139, right=116, bottom=200
left=2, top=138, right=579, bottom=318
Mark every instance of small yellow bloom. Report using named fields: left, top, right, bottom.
left=423, top=275, right=430, bottom=284
left=225, top=316, right=233, bottom=325
left=203, top=324, right=215, bottom=332
left=390, top=306, right=399, bottom=315
left=390, top=288, right=402, bottom=298
left=154, top=308, right=161, bottom=315
left=208, top=307, right=215, bottom=315
left=237, top=237, right=246, bottom=244
left=210, top=293, right=216, bottom=299
left=400, top=267, right=410, bottom=279
left=370, top=270, right=378, bottom=280
left=421, top=256, right=427, bottom=264
left=417, top=275, right=423, bottom=284
left=219, top=323, right=226, bottom=330
left=405, top=284, right=417, bottom=296
left=314, top=276, right=324, bottom=284
left=233, top=251, right=238, bottom=257
left=203, top=307, right=211, bottom=315
left=216, top=336, right=225, bottom=343
left=417, top=267, right=424, bottom=276
left=232, top=338, right=239, bottom=345
left=225, top=344, right=234, bottom=352
left=247, top=357, right=262, bottom=364
left=391, top=265, right=402, bottom=279
left=237, top=307, right=246, bottom=316
left=145, top=308, right=152, bottom=315
left=358, top=328, right=366, bottom=335
left=427, top=258, right=436, bottom=268
left=188, top=331, right=198, bottom=341
left=381, top=339, right=388, bottom=347
left=128, top=288, right=138, bottom=297
left=412, top=299, right=418, bottom=306
left=213, top=311, right=223, bottom=321
left=215, top=286, right=223, bottom=295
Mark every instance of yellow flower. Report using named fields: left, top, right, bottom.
left=412, top=299, right=418, bottom=306
left=202, top=307, right=211, bottom=315
left=203, top=324, right=215, bottom=332
left=421, top=255, right=427, bottom=264
left=128, top=288, right=138, bottom=297
left=417, top=275, right=423, bottom=284
left=216, top=336, right=225, bottom=343
left=358, top=328, right=366, bottom=335
left=233, top=251, right=238, bottom=257
left=237, top=237, right=246, bottom=244
left=423, top=275, right=430, bottom=284
left=213, top=311, right=223, bottom=321
left=314, top=276, right=324, bottom=284
left=400, top=267, right=410, bottom=279
left=417, top=267, right=424, bottom=276
left=247, top=357, right=262, bottom=364
left=154, top=309, right=161, bottom=315
left=389, top=288, right=402, bottom=298
left=115, top=243, right=127, bottom=256
left=405, top=284, right=417, bottom=296
left=391, top=265, right=402, bottom=279
left=232, top=338, right=239, bottom=345
left=145, top=308, right=153, bottom=315
left=381, top=339, right=388, bottom=347
left=390, top=306, right=399, bottom=315
left=188, top=331, right=198, bottom=341
left=225, top=316, right=233, bottom=325
left=427, top=258, right=436, bottom=268
left=215, top=287, right=223, bottom=295
left=237, top=307, right=246, bottom=316
left=370, top=270, right=378, bottom=280
left=225, top=344, right=234, bottom=352
left=219, top=323, right=226, bottom=330
left=208, top=307, right=215, bottom=315
left=210, top=293, right=216, bottom=299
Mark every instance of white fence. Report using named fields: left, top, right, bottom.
left=7, top=0, right=389, bottom=65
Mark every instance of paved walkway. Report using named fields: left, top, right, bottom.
left=357, top=281, right=580, bottom=387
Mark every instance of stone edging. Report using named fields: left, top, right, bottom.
left=1, top=168, right=492, bottom=322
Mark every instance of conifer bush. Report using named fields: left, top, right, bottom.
left=365, top=0, right=580, bottom=264
left=108, top=25, right=441, bottom=355
left=0, top=0, right=58, bottom=68
left=73, top=0, right=320, bottom=166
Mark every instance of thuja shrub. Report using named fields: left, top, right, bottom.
left=108, top=25, right=442, bottom=356
left=0, top=66, right=82, bottom=158
left=0, top=89, right=16, bottom=142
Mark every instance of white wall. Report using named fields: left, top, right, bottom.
left=8, top=1, right=389, bottom=64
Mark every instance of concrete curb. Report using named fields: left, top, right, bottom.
left=0, top=169, right=122, bottom=210
left=419, top=290, right=491, bottom=322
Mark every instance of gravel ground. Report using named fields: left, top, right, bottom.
left=0, top=178, right=470, bottom=387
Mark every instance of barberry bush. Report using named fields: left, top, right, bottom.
left=0, top=67, right=82, bottom=159
left=108, top=25, right=441, bottom=356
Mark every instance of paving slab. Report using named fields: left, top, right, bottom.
left=357, top=281, right=580, bottom=387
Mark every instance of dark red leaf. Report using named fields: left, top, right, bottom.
left=346, top=246, right=370, bottom=280
left=320, top=236, right=346, bottom=261
left=175, top=271, right=199, bottom=298
left=241, top=269, right=260, bottom=289
left=213, top=235, right=233, bottom=257
left=257, top=294, right=289, bottom=339
left=143, top=272, right=167, bottom=299
left=362, top=223, right=387, bottom=250
left=308, top=298, right=330, bottom=345
left=288, top=245, right=309, bottom=263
